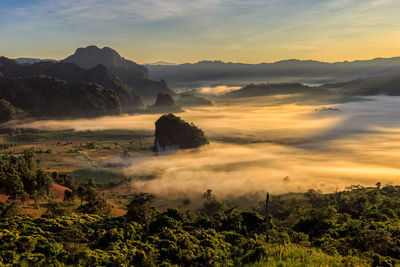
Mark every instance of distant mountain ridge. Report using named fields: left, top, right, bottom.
left=222, top=82, right=332, bottom=98
left=64, top=46, right=174, bottom=98
left=145, top=57, right=400, bottom=87
left=15, top=58, right=57, bottom=64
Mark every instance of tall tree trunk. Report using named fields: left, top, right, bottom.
left=265, top=192, right=270, bottom=243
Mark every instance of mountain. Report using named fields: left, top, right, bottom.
left=0, top=75, right=122, bottom=118
left=145, top=61, right=177, bottom=66
left=0, top=57, right=149, bottom=120
left=0, top=57, right=142, bottom=114
left=15, top=58, right=57, bottom=64
left=153, top=92, right=175, bottom=107
left=145, top=58, right=400, bottom=88
left=64, top=46, right=174, bottom=99
left=148, top=93, right=182, bottom=113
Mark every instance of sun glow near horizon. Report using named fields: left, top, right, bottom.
left=1, top=0, right=400, bottom=63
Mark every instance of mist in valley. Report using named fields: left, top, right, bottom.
left=10, top=95, right=400, bottom=199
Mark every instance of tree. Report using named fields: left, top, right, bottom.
left=64, top=189, right=75, bottom=202
left=77, top=187, right=110, bottom=215
left=126, top=193, right=157, bottom=235
left=0, top=151, right=52, bottom=201
left=203, top=189, right=213, bottom=200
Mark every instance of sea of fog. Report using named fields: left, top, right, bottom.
left=10, top=95, right=400, bottom=197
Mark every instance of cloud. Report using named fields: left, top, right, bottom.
left=197, top=85, right=241, bottom=95
left=9, top=0, right=221, bottom=25
left=2, top=0, right=400, bottom=63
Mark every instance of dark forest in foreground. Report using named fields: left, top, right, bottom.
left=0, top=150, right=399, bottom=266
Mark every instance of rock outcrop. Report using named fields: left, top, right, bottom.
left=149, top=93, right=182, bottom=113
left=63, top=46, right=174, bottom=99
left=154, top=113, right=208, bottom=151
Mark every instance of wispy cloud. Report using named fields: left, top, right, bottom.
left=9, top=0, right=221, bottom=25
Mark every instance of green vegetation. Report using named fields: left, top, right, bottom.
left=0, top=149, right=52, bottom=201
left=0, top=132, right=399, bottom=266
left=0, top=99, right=23, bottom=123
left=3, top=129, right=152, bottom=143
left=1, top=174, right=400, bottom=265
left=70, top=168, right=126, bottom=187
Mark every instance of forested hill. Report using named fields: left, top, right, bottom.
left=0, top=56, right=143, bottom=121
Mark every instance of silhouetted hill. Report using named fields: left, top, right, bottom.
left=64, top=46, right=174, bottom=98
left=85, top=64, right=142, bottom=113
left=0, top=75, right=122, bottom=118
left=146, top=58, right=400, bottom=87
left=223, top=83, right=331, bottom=98
left=323, top=75, right=400, bottom=96
left=148, top=93, right=182, bottom=113
left=154, top=113, right=208, bottom=151
left=153, top=93, right=175, bottom=107
left=0, top=57, right=142, bottom=114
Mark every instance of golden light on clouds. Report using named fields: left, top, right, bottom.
left=12, top=95, right=400, bottom=197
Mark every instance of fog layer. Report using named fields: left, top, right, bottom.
left=13, top=95, right=400, bottom=197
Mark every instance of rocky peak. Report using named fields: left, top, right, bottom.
left=153, top=92, right=175, bottom=107
left=154, top=113, right=208, bottom=152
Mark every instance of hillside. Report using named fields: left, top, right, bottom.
left=223, top=82, right=332, bottom=98
left=323, top=74, right=400, bottom=96
left=64, top=46, right=174, bottom=99
left=0, top=57, right=145, bottom=120
left=0, top=75, right=123, bottom=118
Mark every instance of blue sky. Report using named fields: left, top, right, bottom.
left=1, top=0, right=400, bottom=63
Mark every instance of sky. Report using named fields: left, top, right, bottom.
left=1, top=0, right=400, bottom=64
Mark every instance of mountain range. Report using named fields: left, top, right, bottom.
left=145, top=58, right=400, bottom=88
left=2, top=46, right=400, bottom=123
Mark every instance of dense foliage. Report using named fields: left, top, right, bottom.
left=0, top=99, right=22, bottom=123
left=0, top=207, right=363, bottom=266
left=0, top=149, right=52, bottom=201
left=0, top=150, right=399, bottom=266
left=2, top=184, right=400, bottom=265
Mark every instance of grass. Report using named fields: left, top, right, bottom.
left=0, top=129, right=155, bottom=189
left=70, top=168, right=126, bottom=187
left=247, top=243, right=367, bottom=267
left=4, top=129, right=153, bottom=143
